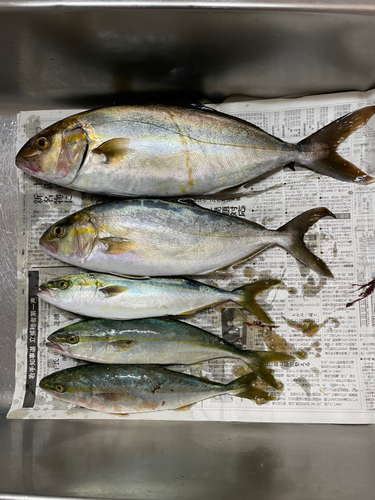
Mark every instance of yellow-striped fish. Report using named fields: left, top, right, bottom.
left=40, top=200, right=335, bottom=278
left=37, top=273, right=280, bottom=324
left=39, top=365, right=274, bottom=414
left=16, top=105, right=375, bottom=196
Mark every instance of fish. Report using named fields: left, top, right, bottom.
left=46, top=317, right=295, bottom=390
left=37, top=272, right=280, bottom=324
left=39, top=199, right=335, bottom=278
left=16, top=105, right=375, bottom=197
left=39, top=364, right=275, bottom=414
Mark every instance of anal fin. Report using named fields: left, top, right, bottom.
left=174, top=403, right=195, bottom=411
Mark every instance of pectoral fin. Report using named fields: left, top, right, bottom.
left=93, top=138, right=132, bottom=165
left=100, top=237, right=136, bottom=255
left=108, top=339, right=138, bottom=351
left=99, top=285, right=128, bottom=297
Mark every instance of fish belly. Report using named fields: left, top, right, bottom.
left=87, top=388, right=223, bottom=413
left=88, top=378, right=224, bottom=413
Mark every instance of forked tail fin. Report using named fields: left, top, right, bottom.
left=227, top=373, right=275, bottom=405
left=232, top=279, right=281, bottom=325
left=277, top=207, right=335, bottom=278
left=242, top=351, right=295, bottom=390
left=298, top=106, right=375, bottom=184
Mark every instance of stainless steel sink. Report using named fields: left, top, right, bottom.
left=1, top=2, right=375, bottom=498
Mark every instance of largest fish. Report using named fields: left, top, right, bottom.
left=16, top=105, right=375, bottom=196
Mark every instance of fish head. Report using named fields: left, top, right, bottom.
left=46, top=320, right=104, bottom=359
left=37, top=273, right=101, bottom=312
left=16, top=118, right=88, bottom=186
left=39, top=366, right=94, bottom=406
left=39, top=211, right=97, bottom=265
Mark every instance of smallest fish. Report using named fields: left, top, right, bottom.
left=39, top=364, right=275, bottom=414
left=37, top=273, right=281, bottom=324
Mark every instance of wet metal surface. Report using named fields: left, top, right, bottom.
left=1, top=8, right=375, bottom=106
left=1, top=420, right=375, bottom=500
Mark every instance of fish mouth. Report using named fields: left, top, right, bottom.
left=40, top=239, right=58, bottom=255
left=16, top=155, right=41, bottom=174
left=37, top=285, right=52, bottom=299
left=46, top=341, right=64, bottom=352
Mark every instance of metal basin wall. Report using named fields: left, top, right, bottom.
left=1, top=3, right=375, bottom=499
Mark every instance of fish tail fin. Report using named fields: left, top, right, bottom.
left=227, top=373, right=275, bottom=405
left=298, top=106, right=375, bottom=184
left=242, top=351, right=295, bottom=390
left=277, top=207, right=335, bottom=278
left=233, top=279, right=281, bottom=325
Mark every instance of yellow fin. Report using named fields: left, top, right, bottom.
left=232, top=365, right=251, bottom=378
left=174, top=403, right=195, bottom=411
left=234, top=279, right=281, bottom=325
left=93, top=138, right=132, bottom=165
left=99, top=285, right=128, bottom=297
left=179, top=301, right=219, bottom=316
left=100, top=237, right=136, bottom=255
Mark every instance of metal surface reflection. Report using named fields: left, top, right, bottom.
left=1, top=9, right=375, bottom=108
left=1, top=420, right=375, bottom=499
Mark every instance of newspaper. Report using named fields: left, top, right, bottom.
left=8, top=90, right=375, bottom=422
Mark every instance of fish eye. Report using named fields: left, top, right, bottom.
left=53, top=225, right=65, bottom=238
left=58, top=280, right=70, bottom=290
left=67, top=335, right=78, bottom=344
left=35, top=136, right=49, bottom=150
left=54, top=384, right=65, bottom=393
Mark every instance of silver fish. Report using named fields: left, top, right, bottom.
left=39, top=199, right=335, bottom=278
left=47, top=317, right=295, bottom=390
left=16, top=105, right=375, bottom=197
left=39, top=365, right=274, bottom=414
left=37, top=272, right=280, bottom=324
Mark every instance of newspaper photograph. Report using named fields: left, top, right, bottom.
left=8, top=90, right=375, bottom=422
